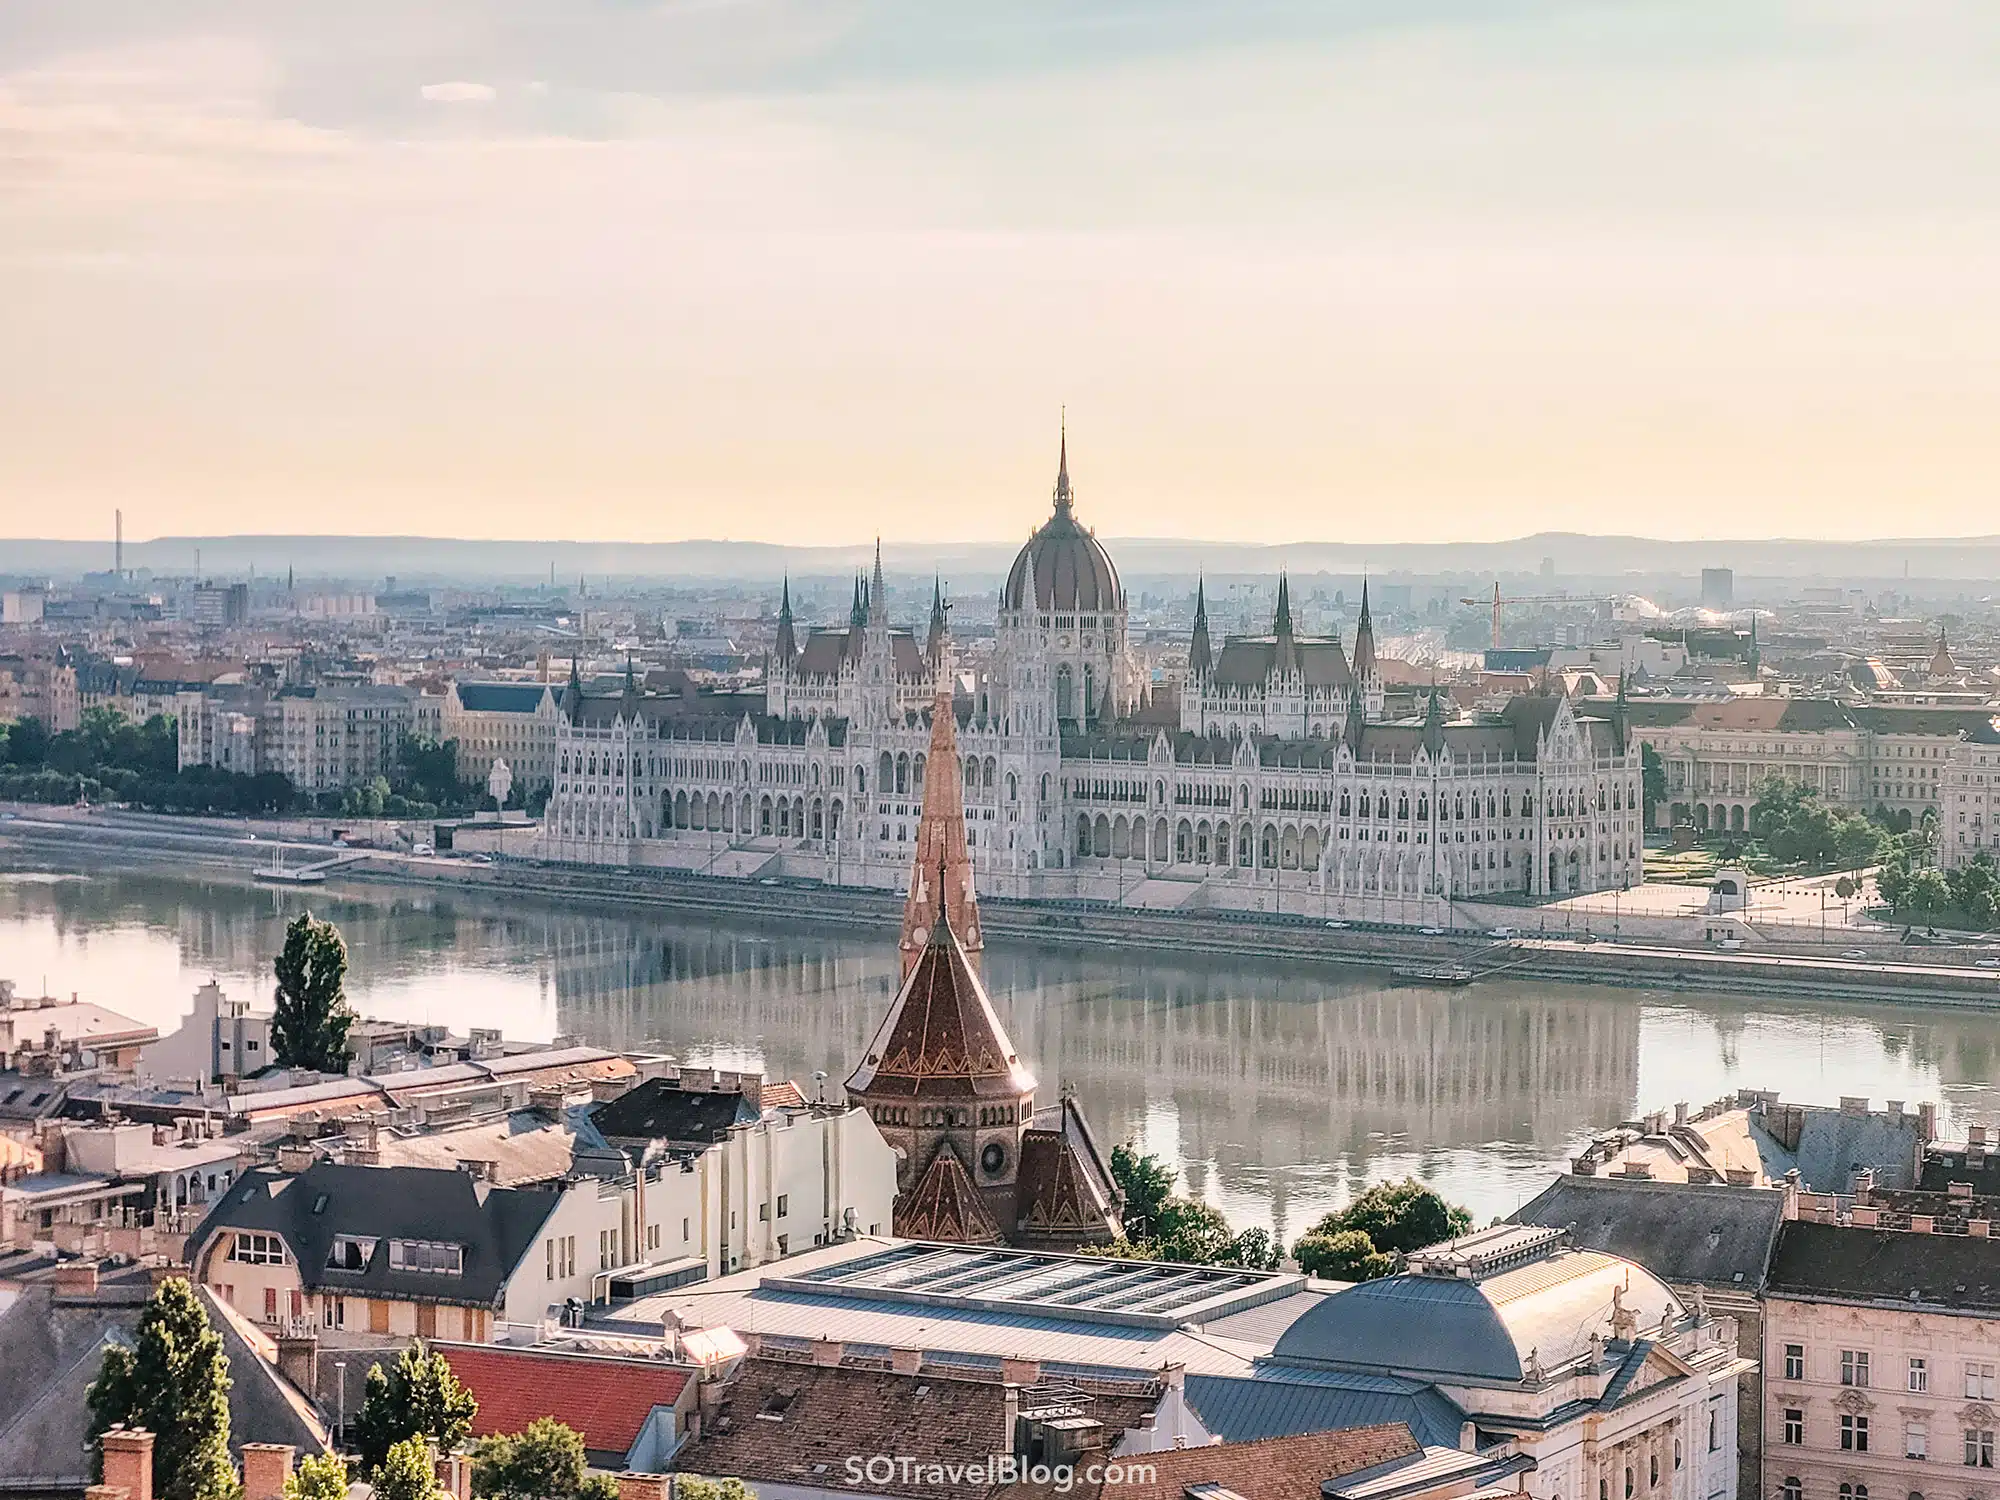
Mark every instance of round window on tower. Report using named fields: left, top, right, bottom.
left=981, top=1141, right=1008, bottom=1176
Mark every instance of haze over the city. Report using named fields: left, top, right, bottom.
left=6, top=1, right=2000, bottom=546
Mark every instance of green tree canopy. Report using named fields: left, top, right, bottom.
left=675, top=1479, right=757, bottom=1500
left=352, top=1342, right=478, bottom=1475
left=285, top=1452, right=351, bottom=1500
left=271, top=913, right=356, bottom=1072
left=85, top=1278, right=235, bottom=1500
left=473, top=1418, right=590, bottom=1500
left=1292, top=1228, right=1399, bottom=1282
left=373, top=1436, right=442, bottom=1500
left=1290, top=1178, right=1474, bottom=1283
left=1108, top=1144, right=1176, bottom=1243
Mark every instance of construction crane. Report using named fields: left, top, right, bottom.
left=1460, top=582, right=1618, bottom=650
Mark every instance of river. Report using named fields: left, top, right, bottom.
left=3, top=860, right=1994, bottom=1246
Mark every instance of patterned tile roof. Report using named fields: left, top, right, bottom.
left=438, top=1341, right=689, bottom=1460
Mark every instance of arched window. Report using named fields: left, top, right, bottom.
left=1339, top=790, right=1351, bottom=816
left=1077, top=814, right=1091, bottom=855
left=1779, top=1480, right=1801, bottom=1500
left=1056, top=665, right=1074, bottom=721
left=1417, top=795, right=1429, bottom=821
left=1084, top=665, right=1096, bottom=720
left=1650, top=1456, right=1658, bottom=1487
left=1377, top=793, right=1390, bottom=819
left=985, top=757, right=997, bottom=790
left=1007, top=772, right=1018, bottom=802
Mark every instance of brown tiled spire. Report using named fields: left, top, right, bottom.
left=895, top=1146, right=1004, bottom=1244
left=897, top=652, right=980, bottom=978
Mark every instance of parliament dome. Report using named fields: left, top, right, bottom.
left=1003, top=431, right=1121, bottom=615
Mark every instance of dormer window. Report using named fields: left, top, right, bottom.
left=326, top=1235, right=376, bottom=1271
left=388, top=1239, right=464, bottom=1275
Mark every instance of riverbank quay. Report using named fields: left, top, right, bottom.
left=7, top=802, right=2000, bottom=1006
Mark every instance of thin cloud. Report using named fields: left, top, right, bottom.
left=420, top=80, right=496, bottom=103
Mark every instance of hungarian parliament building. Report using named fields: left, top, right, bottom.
left=538, top=438, right=1645, bottom=915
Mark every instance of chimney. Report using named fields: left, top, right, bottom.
left=101, top=1427, right=155, bottom=1500
left=1001, top=1356, right=1042, bottom=1388
left=1912, top=1215, right=1935, bottom=1234
left=53, top=1262, right=101, bottom=1296
left=1160, top=1361, right=1186, bottom=1391
left=1972, top=1126, right=1989, bottom=1148
left=240, top=1445, right=294, bottom=1500
left=1674, top=1101, right=1689, bottom=1127
left=811, top=1337, right=844, bottom=1367
left=1920, top=1102, right=1939, bottom=1141
left=1888, top=1101, right=1905, bottom=1124
left=439, top=1448, right=474, bottom=1500
left=1972, top=1220, right=1991, bottom=1238
left=1003, top=1385, right=1022, bottom=1457
left=891, top=1347, right=924, bottom=1376
left=617, top=1476, right=670, bottom=1500
left=275, top=1328, right=320, bottom=1401
left=275, top=1145, right=316, bottom=1173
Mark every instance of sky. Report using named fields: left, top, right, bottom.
left=3, top=1, right=1999, bottom=547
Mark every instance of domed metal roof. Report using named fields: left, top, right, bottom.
left=1003, top=429, right=1121, bottom=614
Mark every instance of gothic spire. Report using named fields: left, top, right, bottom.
left=1189, top=575, right=1212, bottom=678
left=1422, top=683, right=1446, bottom=756
left=927, top=575, right=947, bottom=666
left=774, top=575, right=797, bottom=665
left=1054, top=412, right=1073, bottom=515
left=850, top=575, right=866, bottom=629
left=869, top=539, right=887, bottom=626
left=898, top=644, right=981, bottom=979
left=1351, top=578, right=1377, bottom=680
left=1273, top=573, right=1295, bottom=667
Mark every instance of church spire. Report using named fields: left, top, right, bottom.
left=1422, top=683, right=1446, bottom=756
left=1351, top=579, right=1377, bottom=680
left=1189, top=575, right=1212, bottom=678
left=850, top=575, right=866, bottom=630
left=774, top=575, right=797, bottom=666
left=1053, top=412, right=1072, bottom=516
left=1273, top=573, right=1295, bottom=668
left=898, top=645, right=981, bottom=979
left=927, top=576, right=947, bottom=666
left=868, top=539, right=887, bottom=627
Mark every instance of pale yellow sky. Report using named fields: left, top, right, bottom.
left=3, top=1, right=1999, bottom=546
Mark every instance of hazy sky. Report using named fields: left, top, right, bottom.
left=5, top=1, right=2000, bottom=546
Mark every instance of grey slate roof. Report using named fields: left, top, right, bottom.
left=454, top=682, right=553, bottom=714
left=1510, top=1176, right=1786, bottom=1290
left=187, top=1161, right=564, bottom=1309
left=0, top=1279, right=327, bottom=1489
left=1184, top=1371, right=1466, bottom=1448
left=1766, top=1220, right=2000, bottom=1313
left=587, top=1078, right=760, bottom=1146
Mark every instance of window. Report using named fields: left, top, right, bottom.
left=1625, top=1467, right=1635, bottom=1498
left=1968, top=1364, right=1996, bottom=1401
left=682, top=1217, right=690, bottom=1243
left=1838, top=1486, right=1868, bottom=1500
left=1965, top=1430, right=1994, bottom=1468
left=325, top=1236, right=374, bottom=1272
left=777, top=1234, right=790, bottom=1255
left=1908, top=1421, right=1929, bottom=1461
left=1912, top=1358, right=1931, bottom=1393
left=1785, top=1344, right=1806, bottom=1381
left=1843, top=1350, right=1872, bottom=1388
left=600, top=1229, right=615, bottom=1271
left=230, top=1231, right=287, bottom=1265
left=264, top=1287, right=278, bottom=1321
left=777, top=1193, right=789, bottom=1218
left=386, top=1239, right=463, bottom=1275
left=1650, top=1456, right=1659, bottom=1488
left=323, top=1297, right=345, bottom=1330
left=1842, top=1415, right=1869, bottom=1453
left=1780, top=1481, right=1801, bottom=1500
left=758, top=1203, right=769, bottom=1222
left=1711, top=1408, right=1721, bottom=1452
left=1784, top=1411, right=1805, bottom=1446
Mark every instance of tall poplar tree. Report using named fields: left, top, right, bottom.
left=271, top=912, right=355, bottom=1072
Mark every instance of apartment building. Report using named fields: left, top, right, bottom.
left=176, top=682, right=416, bottom=792
left=1763, top=1210, right=2000, bottom=1500
left=439, top=680, right=559, bottom=797
left=1942, top=719, right=2000, bottom=870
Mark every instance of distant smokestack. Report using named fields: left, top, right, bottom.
left=115, top=510, right=123, bottom=577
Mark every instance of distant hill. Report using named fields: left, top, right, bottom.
left=6, top=530, right=2000, bottom=586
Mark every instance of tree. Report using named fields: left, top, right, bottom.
left=271, top=913, right=356, bottom=1072
left=1109, top=1144, right=1176, bottom=1242
left=1640, top=743, right=1667, bottom=827
left=1290, top=1178, right=1473, bottom=1284
left=352, top=1342, right=478, bottom=1475
left=1293, top=1228, right=1398, bottom=1282
left=473, top=1418, right=589, bottom=1500
left=374, top=1436, right=442, bottom=1500
left=675, top=1480, right=756, bottom=1500
left=5, top=714, right=49, bottom=767
left=1908, top=868, right=1952, bottom=918
left=286, top=1453, right=351, bottom=1500
left=85, top=1278, right=235, bottom=1500
left=578, top=1476, right=621, bottom=1500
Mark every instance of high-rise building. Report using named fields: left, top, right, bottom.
left=1701, top=567, right=1734, bottom=610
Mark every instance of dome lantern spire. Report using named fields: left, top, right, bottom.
left=1054, top=410, right=1072, bottom=515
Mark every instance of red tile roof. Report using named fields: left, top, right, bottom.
left=440, top=1343, right=690, bottom=1457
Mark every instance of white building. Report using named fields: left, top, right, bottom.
left=440, top=680, right=560, bottom=798
left=176, top=682, right=417, bottom=792
left=1943, top=718, right=2000, bottom=870
left=540, top=433, right=1645, bottom=913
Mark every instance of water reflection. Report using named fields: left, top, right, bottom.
left=3, top=862, right=1996, bottom=1241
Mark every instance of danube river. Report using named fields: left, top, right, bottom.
left=4, top=861, right=1995, bottom=1245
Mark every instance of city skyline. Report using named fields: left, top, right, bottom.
left=6, top=2, right=2000, bottom=545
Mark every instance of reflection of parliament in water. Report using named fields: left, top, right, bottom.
left=536, top=914, right=1639, bottom=1179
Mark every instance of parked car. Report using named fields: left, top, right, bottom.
left=411, top=842, right=435, bottom=857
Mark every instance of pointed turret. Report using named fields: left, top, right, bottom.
left=926, top=576, right=947, bottom=666
left=1422, top=684, right=1446, bottom=756
left=774, top=576, right=797, bottom=666
left=1188, top=577, right=1213, bottom=678
left=868, top=539, right=887, bottom=627
left=1747, top=613, right=1761, bottom=675
left=1054, top=413, right=1072, bottom=515
left=1932, top=622, right=1957, bottom=678
left=1611, top=670, right=1630, bottom=754
left=1351, top=580, right=1377, bottom=680
left=897, top=648, right=981, bottom=978
left=1273, top=573, right=1295, bottom=670
left=562, top=654, right=583, bottom=724
left=849, top=575, right=866, bottom=630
